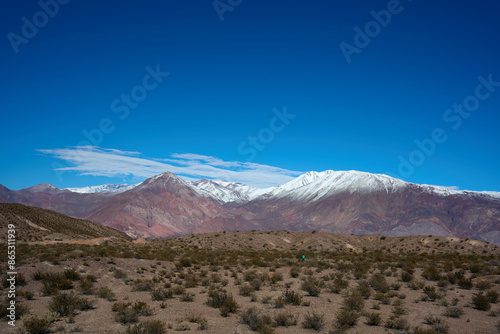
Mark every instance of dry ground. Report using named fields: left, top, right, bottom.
left=2, top=232, right=500, bottom=334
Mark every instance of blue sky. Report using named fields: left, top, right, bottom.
left=0, top=0, right=499, bottom=190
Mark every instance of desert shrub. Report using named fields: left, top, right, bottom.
left=328, top=274, right=349, bottom=294
left=0, top=298, right=29, bottom=320
left=40, top=273, right=74, bottom=296
left=384, top=316, right=409, bottom=330
left=409, top=280, right=425, bottom=290
left=239, top=283, right=255, bottom=296
left=432, top=322, right=450, bottom=334
left=342, top=293, right=364, bottom=312
left=424, top=315, right=444, bottom=325
left=206, top=287, right=238, bottom=316
left=283, top=289, right=302, bottom=305
left=290, top=267, right=300, bottom=278
left=113, top=269, right=128, bottom=279
left=274, top=311, right=297, bottom=327
left=369, top=274, right=389, bottom=293
left=131, top=301, right=154, bottom=316
left=78, top=278, right=94, bottom=295
left=475, top=280, right=492, bottom=290
left=355, top=281, right=371, bottom=299
left=423, top=286, right=441, bottom=301
left=179, top=292, right=194, bottom=302
left=272, top=296, right=286, bottom=309
left=335, top=308, right=359, bottom=329
left=96, top=286, right=116, bottom=301
left=32, top=270, right=46, bottom=281
left=486, top=290, right=499, bottom=303
left=172, top=285, right=186, bottom=295
left=400, top=270, right=413, bottom=282
left=20, top=290, right=35, bottom=300
left=457, top=278, right=473, bottom=290
left=173, top=321, right=191, bottom=331
left=20, top=312, right=57, bottom=334
left=392, top=305, right=407, bottom=317
left=132, top=279, right=155, bottom=292
left=270, top=272, right=283, bottom=284
left=48, top=292, right=93, bottom=317
left=365, top=312, right=382, bottom=326
left=301, top=277, right=322, bottom=296
left=151, top=287, right=173, bottom=301
left=112, top=302, right=139, bottom=324
left=422, top=265, right=441, bottom=281
left=302, top=311, right=325, bottom=331
left=63, top=268, right=81, bottom=280
left=183, top=273, right=198, bottom=288
left=472, top=293, right=491, bottom=311
left=443, top=306, right=464, bottom=318
left=126, top=320, right=166, bottom=334
left=240, top=307, right=273, bottom=332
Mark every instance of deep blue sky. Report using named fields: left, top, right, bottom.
left=1, top=0, right=499, bottom=190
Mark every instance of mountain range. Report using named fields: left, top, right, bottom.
left=1, top=170, right=499, bottom=245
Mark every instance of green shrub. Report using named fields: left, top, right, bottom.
left=126, top=320, right=167, bottom=334
left=302, top=311, right=325, bottom=331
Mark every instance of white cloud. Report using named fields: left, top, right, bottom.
left=38, top=146, right=303, bottom=188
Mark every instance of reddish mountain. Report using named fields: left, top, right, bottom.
left=1, top=170, right=499, bottom=244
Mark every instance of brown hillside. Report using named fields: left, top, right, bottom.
left=0, top=203, right=132, bottom=243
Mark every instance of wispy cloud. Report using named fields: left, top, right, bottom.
left=37, top=146, right=303, bottom=188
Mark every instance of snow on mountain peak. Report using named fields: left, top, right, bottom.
left=190, top=179, right=261, bottom=203
left=65, top=183, right=138, bottom=194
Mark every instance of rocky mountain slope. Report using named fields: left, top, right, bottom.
left=1, top=171, right=499, bottom=244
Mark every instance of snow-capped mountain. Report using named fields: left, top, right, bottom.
left=261, top=170, right=408, bottom=201
left=190, top=179, right=266, bottom=203
left=190, top=170, right=500, bottom=203
left=1, top=170, right=499, bottom=244
left=65, top=183, right=139, bottom=194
